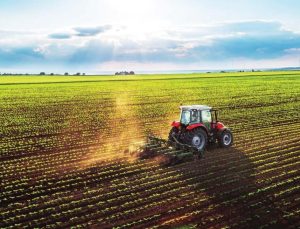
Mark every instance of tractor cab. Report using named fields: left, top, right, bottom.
left=179, top=105, right=217, bottom=129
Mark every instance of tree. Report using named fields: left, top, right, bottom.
left=40, top=72, right=46, bottom=75
left=50, top=73, right=54, bottom=76
left=64, top=72, right=69, bottom=76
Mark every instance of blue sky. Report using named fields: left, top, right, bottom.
left=1, top=0, right=300, bottom=73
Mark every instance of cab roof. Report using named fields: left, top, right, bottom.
left=180, top=105, right=212, bottom=110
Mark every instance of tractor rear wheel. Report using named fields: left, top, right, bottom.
left=186, top=128, right=207, bottom=151
left=218, top=130, right=233, bottom=147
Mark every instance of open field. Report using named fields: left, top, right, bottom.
left=1, top=71, right=300, bottom=228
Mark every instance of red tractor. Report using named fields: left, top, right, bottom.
left=168, top=105, right=233, bottom=151
left=142, top=105, right=233, bottom=164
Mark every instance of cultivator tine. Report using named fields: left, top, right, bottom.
left=148, top=135, right=169, bottom=147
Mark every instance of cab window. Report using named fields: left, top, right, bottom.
left=180, top=110, right=190, bottom=125
left=190, top=110, right=200, bottom=123
left=202, top=110, right=212, bottom=123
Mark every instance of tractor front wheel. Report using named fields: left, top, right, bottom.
left=186, top=128, right=207, bottom=151
left=218, top=130, right=233, bottom=147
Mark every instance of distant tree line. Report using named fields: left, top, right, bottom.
left=115, top=71, right=135, bottom=75
left=40, top=72, right=86, bottom=76
left=1, top=69, right=265, bottom=76
left=0, top=72, right=86, bottom=76
left=1, top=73, right=31, bottom=75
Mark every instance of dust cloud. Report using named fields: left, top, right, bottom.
left=80, top=92, right=146, bottom=168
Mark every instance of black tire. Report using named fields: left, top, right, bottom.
left=186, top=128, right=207, bottom=151
left=168, top=127, right=179, bottom=142
left=218, top=130, right=233, bottom=148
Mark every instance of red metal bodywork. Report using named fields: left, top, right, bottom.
left=211, top=122, right=225, bottom=130
left=171, top=121, right=181, bottom=128
left=186, top=123, right=207, bottom=131
left=172, top=121, right=226, bottom=132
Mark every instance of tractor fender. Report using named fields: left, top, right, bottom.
left=215, top=121, right=225, bottom=130
left=187, top=123, right=209, bottom=135
left=171, top=121, right=181, bottom=128
left=216, top=127, right=231, bottom=138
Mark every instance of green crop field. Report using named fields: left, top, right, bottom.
left=1, top=71, right=300, bottom=228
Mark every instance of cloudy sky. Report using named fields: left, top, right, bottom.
left=1, top=0, right=300, bottom=73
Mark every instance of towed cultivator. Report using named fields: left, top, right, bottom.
left=139, top=135, right=204, bottom=165
left=138, top=105, right=233, bottom=165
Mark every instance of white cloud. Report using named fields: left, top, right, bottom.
left=1, top=21, right=300, bottom=72
left=74, top=25, right=112, bottom=37
left=48, top=33, right=72, bottom=39
left=284, top=48, right=300, bottom=55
